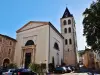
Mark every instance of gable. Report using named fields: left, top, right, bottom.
left=16, top=21, right=49, bottom=33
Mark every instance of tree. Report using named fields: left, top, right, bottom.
left=83, top=0, right=100, bottom=52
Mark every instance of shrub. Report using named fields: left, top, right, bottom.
left=29, top=63, right=41, bottom=73
left=8, top=63, right=18, bottom=69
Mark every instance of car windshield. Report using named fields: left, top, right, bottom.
left=10, top=69, right=15, bottom=72
left=14, top=69, right=23, bottom=72
left=56, top=67, right=63, bottom=70
left=2, top=69, right=8, bottom=72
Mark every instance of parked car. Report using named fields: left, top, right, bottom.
left=0, top=68, right=8, bottom=75
left=54, top=66, right=67, bottom=74
left=65, top=66, right=72, bottom=73
left=2, top=69, right=15, bottom=75
left=68, top=66, right=75, bottom=71
left=12, top=68, right=37, bottom=75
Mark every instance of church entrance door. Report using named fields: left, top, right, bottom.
left=25, top=53, right=31, bottom=69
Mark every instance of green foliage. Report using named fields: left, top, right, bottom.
left=8, top=63, right=18, bottom=69
left=49, top=63, right=54, bottom=72
left=52, top=57, right=55, bottom=68
left=29, top=63, right=41, bottom=73
left=78, top=50, right=85, bottom=57
left=41, top=63, right=46, bottom=69
left=83, top=0, right=100, bottom=51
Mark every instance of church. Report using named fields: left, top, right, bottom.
left=14, top=7, right=78, bottom=69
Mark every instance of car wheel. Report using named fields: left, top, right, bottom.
left=62, top=71, right=64, bottom=74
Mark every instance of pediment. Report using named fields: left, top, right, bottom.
left=16, top=21, right=49, bottom=33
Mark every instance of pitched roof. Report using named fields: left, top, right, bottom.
left=0, top=34, right=16, bottom=41
left=49, top=22, right=64, bottom=39
left=16, top=21, right=64, bottom=39
left=62, top=7, right=73, bottom=18
left=16, top=21, right=49, bottom=33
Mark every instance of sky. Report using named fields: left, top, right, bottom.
left=0, top=0, right=95, bottom=50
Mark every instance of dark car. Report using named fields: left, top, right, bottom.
left=65, top=66, right=72, bottom=73
left=0, top=68, right=8, bottom=75
left=12, top=69, right=37, bottom=75
left=54, top=66, right=66, bottom=74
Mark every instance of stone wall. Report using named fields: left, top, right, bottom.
left=0, top=35, right=16, bottom=66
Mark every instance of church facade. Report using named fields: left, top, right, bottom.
left=13, top=7, right=77, bottom=69
left=14, top=21, right=64, bottom=69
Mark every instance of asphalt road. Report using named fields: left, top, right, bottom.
left=50, top=73, right=100, bottom=75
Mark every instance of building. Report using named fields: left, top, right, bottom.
left=0, top=34, right=16, bottom=67
left=14, top=21, right=64, bottom=69
left=82, top=49, right=95, bottom=69
left=94, top=51, right=100, bottom=69
left=14, top=7, right=78, bottom=69
left=60, top=7, right=78, bottom=66
left=78, top=50, right=84, bottom=65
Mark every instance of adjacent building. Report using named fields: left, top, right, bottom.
left=94, top=51, right=100, bottom=69
left=0, top=34, right=16, bottom=67
left=78, top=50, right=85, bottom=65
left=82, top=49, right=95, bottom=69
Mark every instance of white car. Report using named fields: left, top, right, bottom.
left=2, top=69, right=15, bottom=75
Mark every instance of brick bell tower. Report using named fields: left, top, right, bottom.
left=60, top=7, right=78, bottom=66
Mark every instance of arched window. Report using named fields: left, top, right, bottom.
left=8, top=49, right=11, bottom=54
left=63, top=20, right=67, bottom=25
left=25, top=40, right=34, bottom=46
left=68, top=27, right=71, bottom=33
left=68, top=19, right=71, bottom=24
left=69, top=39, right=72, bottom=44
left=10, top=41, right=12, bottom=45
left=54, top=42, right=59, bottom=50
left=64, top=28, right=67, bottom=33
left=65, top=39, right=67, bottom=45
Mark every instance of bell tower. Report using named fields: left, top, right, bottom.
left=60, top=7, right=78, bottom=66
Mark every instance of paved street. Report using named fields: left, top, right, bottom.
left=51, top=73, right=87, bottom=75
left=61, top=73, right=88, bottom=75
left=51, top=73, right=100, bottom=75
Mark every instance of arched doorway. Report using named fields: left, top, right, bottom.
left=3, top=58, right=10, bottom=68
left=24, top=40, right=34, bottom=69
